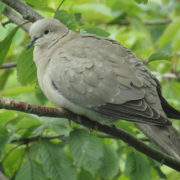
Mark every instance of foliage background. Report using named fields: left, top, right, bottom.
left=0, top=0, right=180, bottom=179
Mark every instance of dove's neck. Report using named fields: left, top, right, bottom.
left=33, top=31, right=77, bottom=83
left=34, top=31, right=68, bottom=68
left=33, top=42, right=56, bottom=71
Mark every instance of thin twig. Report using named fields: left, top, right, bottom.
left=144, top=19, right=172, bottom=25
left=12, top=135, right=65, bottom=143
left=0, top=62, right=17, bottom=69
left=56, top=0, right=66, bottom=13
left=1, top=20, right=11, bottom=27
left=109, top=19, right=172, bottom=26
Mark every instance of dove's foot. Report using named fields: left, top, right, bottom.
left=88, top=128, right=91, bottom=134
left=77, top=115, right=82, bottom=123
left=68, top=119, right=71, bottom=127
left=95, top=122, right=99, bottom=131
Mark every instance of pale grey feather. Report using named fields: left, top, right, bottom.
left=49, top=34, right=168, bottom=125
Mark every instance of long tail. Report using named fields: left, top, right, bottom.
left=138, top=80, right=180, bottom=158
left=136, top=123, right=180, bottom=159
left=160, top=95, right=180, bottom=119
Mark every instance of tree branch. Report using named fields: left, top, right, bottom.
left=1, top=0, right=43, bottom=22
left=3, top=7, right=30, bottom=32
left=0, top=97, right=180, bottom=171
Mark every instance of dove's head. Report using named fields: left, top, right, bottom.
left=27, top=18, right=68, bottom=49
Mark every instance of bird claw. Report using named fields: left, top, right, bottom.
left=95, top=122, right=99, bottom=130
left=68, top=119, right=71, bottom=127
left=88, top=128, right=91, bottom=134
left=77, top=115, right=82, bottom=123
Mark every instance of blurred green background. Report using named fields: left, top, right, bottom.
left=0, top=0, right=180, bottom=179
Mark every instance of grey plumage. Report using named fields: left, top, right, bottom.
left=28, top=18, right=180, bottom=158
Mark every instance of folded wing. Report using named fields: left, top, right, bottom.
left=50, top=34, right=169, bottom=125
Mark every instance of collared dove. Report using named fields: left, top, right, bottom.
left=27, top=18, right=180, bottom=158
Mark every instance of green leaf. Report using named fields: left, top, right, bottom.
left=23, top=0, right=49, bottom=8
left=158, top=17, right=180, bottom=47
left=34, top=88, right=48, bottom=105
left=0, top=1, right=6, bottom=13
left=84, top=26, right=110, bottom=37
left=15, top=113, right=42, bottom=128
left=99, top=144, right=119, bottom=178
left=148, top=158, right=167, bottom=179
left=0, top=70, right=13, bottom=90
left=163, top=82, right=180, bottom=107
left=0, top=86, right=35, bottom=97
left=15, top=115, right=42, bottom=139
left=0, top=126, right=14, bottom=158
left=125, top=151, right=151, bottom=180
left=72, top=3, right=112, bottom=23
left=130, top=16, right=149, bottom=33
left=130, top=16, right=152, bottom=47
left=135, top=0, right=148, bottom=4
left=74, top=13, right=82, bottom=23
left=114, top=121, right=136, bottom=135
left=39, top=117, right=70, bottom=135
left=173, top=34, right=180, bottom=53
left=78, top=169, right=94, bottom=180
left=69, top=129, right=104, bottom=175
left=148, top=51, right=172, bottom=62
left=3, top=146, right=25, bottom=178
left=0, top=110, right=16, bottom=125
left=15, top=160, right=47, bottom=180
left=0, top=26, right=19, bottom=67
left=55, top=10, right=78, bottom=30
left=17, top=47, right=37, bottom=85
left=39, top=140, right=77, bottom=180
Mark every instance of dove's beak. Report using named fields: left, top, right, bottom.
left=26, top=38, right=37, bottom=50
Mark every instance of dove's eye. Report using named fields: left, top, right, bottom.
left=44, top=30, right=49, bottom=35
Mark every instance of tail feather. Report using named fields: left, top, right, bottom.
left=141, top=79, right=180, bottom=158
left=160, top=94, right=180, bottom=120
left=155, top=78, right=180, bottom=119
left=136, top=123, right=180, bottom=159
